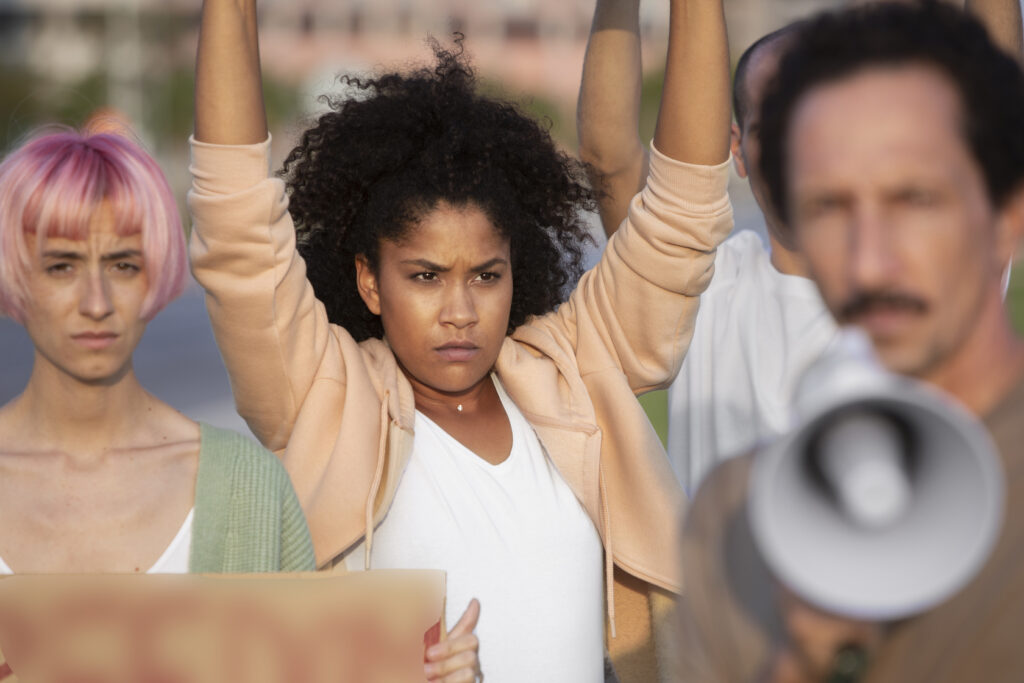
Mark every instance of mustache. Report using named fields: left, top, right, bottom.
left=838, top=290, right=929, bottom=322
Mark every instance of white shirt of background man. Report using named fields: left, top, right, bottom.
left=667, top=230, right=838, bottom=494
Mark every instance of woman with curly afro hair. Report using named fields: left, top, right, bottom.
left=284, top=44, right=595, bottom=344
left=190, top=0, right=732, bottom=681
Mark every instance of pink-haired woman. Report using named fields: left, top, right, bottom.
left=0, top=129, right=314, bottom=574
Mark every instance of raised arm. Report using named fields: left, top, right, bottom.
left=536, top=0, right=732, bottom=391
left=656, top=0, right=731, bottom=165
left=195, top=0, right=267, bottom=144
left=189, top=0, right=338, bottom=451
left=576, top=0, right=650, bottom=236
left=577, top=0, right=730, bottom=233
left=966, top=0, right=1023, bottom=60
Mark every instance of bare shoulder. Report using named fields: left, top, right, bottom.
left=134, top=394, right=202, bottom=450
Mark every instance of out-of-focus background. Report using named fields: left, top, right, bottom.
left=2, top=0, right=1023, bottom=440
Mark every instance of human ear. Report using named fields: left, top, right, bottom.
left=355, top=254, right=381, bottom=316
left=731, top=123, right=748, bottom=179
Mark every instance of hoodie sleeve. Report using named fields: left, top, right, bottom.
left=529, top=143, right=733, bottom=393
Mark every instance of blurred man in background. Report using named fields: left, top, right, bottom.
left=577, top=0, right=1021, bottom=496
left=676, top=2, right=1024, bottom=681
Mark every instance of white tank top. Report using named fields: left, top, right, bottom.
left=0, top=509, right=193, bottom=575
left=345, top=376, right=605, bottom=683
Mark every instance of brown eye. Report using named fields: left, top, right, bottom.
left=813, top=197, right=843, bottom=214
left=893, top=187, right=937, bottom=207
left=799, top=194, right=847, bottom=223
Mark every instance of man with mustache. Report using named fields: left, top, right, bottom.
left=576, top=0, right=1019, bottom=496
left=675, top=2, right=1024, bottom=681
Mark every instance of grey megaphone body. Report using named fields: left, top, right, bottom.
left=747, top=329, right=1005, bottom=621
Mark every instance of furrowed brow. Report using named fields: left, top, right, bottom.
left=471, top=258, right=508, bottom=272
left=400, top=258, right=450, bottom=272
left=101, top=249, right=144, bottom=262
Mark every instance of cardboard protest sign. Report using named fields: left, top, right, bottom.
left=0, top=570, right=445, bottom=683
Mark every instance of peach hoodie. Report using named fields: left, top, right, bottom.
left=187, top=136, right=733, bottom=681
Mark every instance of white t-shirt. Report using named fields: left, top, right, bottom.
left=667, top=230, right=838, bottom=494
left=0, top=509, right=193, bottom=574
left=345, top=377, right=605, bottom=683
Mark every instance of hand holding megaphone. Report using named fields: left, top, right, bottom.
left=748, top=329, right=1005, bottom=621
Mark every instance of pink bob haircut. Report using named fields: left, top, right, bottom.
left=0, top=129, right=186, bottom=324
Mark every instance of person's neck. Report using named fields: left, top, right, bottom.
left=925, top=294, right=1024, bottom=418
left=9, top=355, right=154, bottom=457
left=767, top=233, right=810, bottom=277
left=404, top=369, right=499, bottom=421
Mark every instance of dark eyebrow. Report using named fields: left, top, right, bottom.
left=40, top=249, right=144, bottom=262
left=399, top=257, right=509, bottom=272
left=41, top=250, right=84, bottom=260
left=101, top=249, right=143, bottom=262
left=471, top=258, right=509, bottom=272
left=400, top=258, right=449, bottom=272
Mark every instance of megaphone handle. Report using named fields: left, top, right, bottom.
left=826, top=643, right=871, bottom=683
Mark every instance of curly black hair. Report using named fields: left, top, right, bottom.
left=280, top=39, right=597, bottom=342
left=759, top=0, right=1024, bottom=226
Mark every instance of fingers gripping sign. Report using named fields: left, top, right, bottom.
left=424, top=599, right=481, bottom=683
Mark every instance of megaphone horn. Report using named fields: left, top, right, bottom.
left=748, top=329, right=1005, bottom=621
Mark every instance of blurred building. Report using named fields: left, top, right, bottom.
left=0, top=0, right=841, bottom=127
left=0, top=0, right=847, bottom=430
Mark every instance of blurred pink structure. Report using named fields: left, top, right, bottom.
left=8, top=0, right=840, bottom=121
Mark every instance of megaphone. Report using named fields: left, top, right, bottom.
left=748, top=329, right=1005, bottom=621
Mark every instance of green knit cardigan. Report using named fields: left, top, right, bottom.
left=190, top=424, right=315, bottom=573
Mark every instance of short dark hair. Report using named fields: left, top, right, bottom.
left=281, top=39, right=596, bottom=341
left=731, top=23, right=801, bottom=131
left=759, top=0, right=1024, bottom=225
